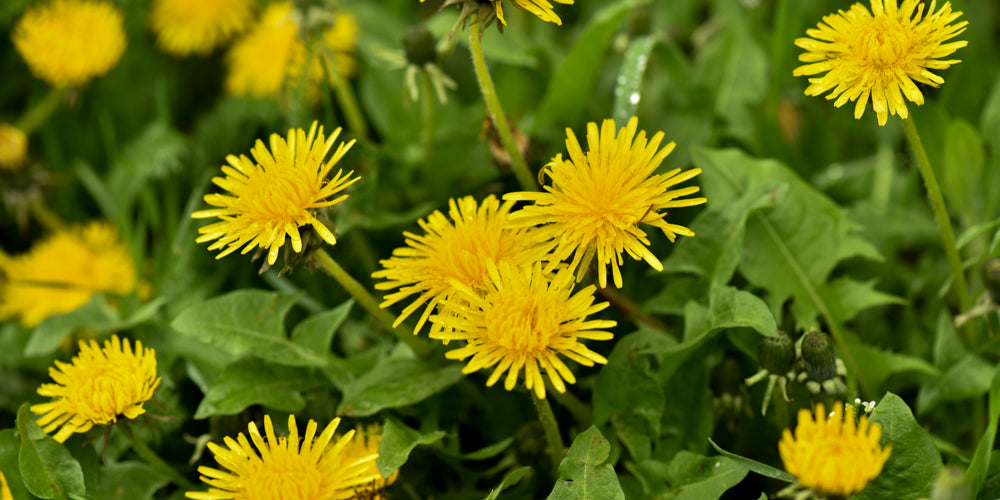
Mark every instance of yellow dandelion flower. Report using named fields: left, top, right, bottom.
left=430, top=261, right=616, bottom=400
left=0, top=221, right=137, bottom=327
left=779, top=402, right=892, bottom=497
left=419, top=0, right=573, bottom=26
left=149, top=0, right=255, bottom=57
left=30, top=335, right=160, bottom=443
left=12, top=0, right=126, bottom=88
left=186, top=414, right=382, bottom=500
left=372, top=195, right=547, bottom=335
left=504, top=116, right=707, bottom=289
left=793, top=0, right=967, bottom=126
left=192, top=121, right=358, bottom=266
left=344, top=423, right=398, bottom=499
left=0, top=123, right=28, bottom=170
left=225, top=2, right=359, bottom=99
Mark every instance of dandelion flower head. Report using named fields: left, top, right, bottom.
left=794, top=0, right=967, bottom=126
left=0, top=221, right=136, bottom=327
left=430, top=261, right=616, bottom=399
left=0, top=123, right=28, bottom=170
left=343, top=423, right=398, bottom=499
left=31, top=335, right=160, bottom=443
left=12, top=0, right=126, bottom=88
left=149, top=0, right=256, bottom=57
left=186, top=414, right=382, bottom=500
left=505, top=116, right=707, bottom=289
left=780, top=401, right=892, bottom=496
left=419, top=0, right=573, bottom=26
left=372, top=195, right=547, bottom=335
left=0, top=469, right=11, bottom=500
left=192, top=121, right=358, bottom=266
left=225, top=2, right=359, bottom=99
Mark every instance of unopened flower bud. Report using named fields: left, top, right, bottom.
left=403, top=25, right=436, bottom=67
left=758, top=332, right=794, bottom=374
left=983, top=257, right=1000, bottom=303
left=802, top=331, right=836, bottom=382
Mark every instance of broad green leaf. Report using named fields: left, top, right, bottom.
left=0, top=429, right=30, bottom=500
left=533, top=0, right=651, bottom=129
left=170, top=290, right=326, bottom=367
left=337, top=357, right=464, bottom=416
left=841, top=328, right=937, bottom=395
left=612, top=35, right=658, bottom=125
left=290, top=300, right=353, bottom=355
left=547, top=426, right=625, bottom=500
left=376, top=419, right=446, bottom=478
left=193, top=357, right=325, bottom=419
left=855, top=393, right=943, bottom=500
left=666, top=451, right=749, bottom=500
left=942, top=118, right=984, bottom=223
left=657, top=350, right=715, bottom=459
left=16, top=404, right=85, bottom=499
left=484, top=466, right=531, bottom=500
left=24, top=296, right=121, bottom=356
left=696, top=24, right=768, bottom=122
left=708, top=438, right=794, bottom=483
left=966, top=365, right=1000, bottom=497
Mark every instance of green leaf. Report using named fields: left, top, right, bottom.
left=484, top=466, right=531, bottom=500
left=666, top=451, right=749, bottom=500
left=170, top=290, right=326, bottom=367
left=337, top=357, right=464, bottom=417
left=547, top=426, right=625, bottom=500
left=24, top=296, right=121, bottom=357
left=855, top=393, right=943, bottom=500
left=375, top=419, right=446, bottom=478
left=661, top=181, right=782, bottom=288
left=440, top=437, right=514, bottom=461
left=0, top=429, right=31, bottom=500
left=612, top=35, right=658, bottom=125
left=708, top=438, right=794, bottom=483
left=842, top=328, right=937, bottom=395
left=290, top=300, right=353, bottom=355
left=533, top=0, right=651, bottom=129
left=81, top=459, right=170, bottom=500
left=15, top=403, right=86, bottom=499
left=193, top=357, right=325, bottom=419
left=816, top=278, right=906, bottom=323
left=966, top=365, right=1000, bottom=497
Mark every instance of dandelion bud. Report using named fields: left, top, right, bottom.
left=983, top=257, right=1000, bottom=303
left=801, top=331, right=836, bottom=382
left=758, top=332, right=794, bottom=375
left=403, top=25, right=436, bottom=67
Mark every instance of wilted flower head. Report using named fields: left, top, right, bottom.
left=186, top=414, right=381, bottom=500
left=225, top=1, right=358, bottom=99
left=794, top=0, right=967, bottom=126
left=0, top=123, right=28, bottom=170
left=149, top=0, right=256, bottom=57
left=0, top=221, right=137, bottom=327
left=31, top=335, right=161, bottom=443
left=780, top=401, right=892, bottom=497
left=505, top=116, right=706, bottom=288
left=12, top=0, right=126, bottom=87
left=372, top=195, right=547, bottom=335
left=192, top=121, right=358, bottom=266
left=430, top=261, right=616, bottom=399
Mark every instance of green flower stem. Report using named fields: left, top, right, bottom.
left=531, top=391, right=566, bottom=470
left=420, top=71, right=435, bottom=161
left=16, top=87, right=64, bottom=135
left=901, top=117, right=971, bottom=315
left=322, top=50, right=369, bottom=142
left=120, top=421, right=195, bottom=490
left=313, top=248, right=431, bottom=357
left=468, top=12, right=538, bottom=191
